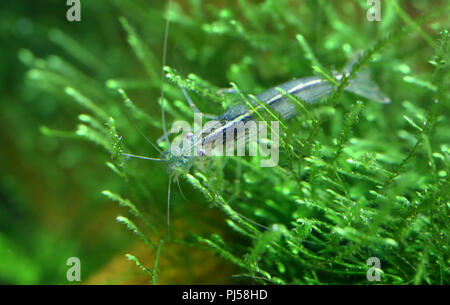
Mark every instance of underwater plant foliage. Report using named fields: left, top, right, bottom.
left=0, top=0, right=448, bottom=284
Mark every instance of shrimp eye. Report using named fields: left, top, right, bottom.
left=197, top=149, right=206, bottom=157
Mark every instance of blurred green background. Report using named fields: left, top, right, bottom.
left=0, top=0, right=448, bottom=284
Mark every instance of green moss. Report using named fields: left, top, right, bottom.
left=1, top=0, right=448, bottom=284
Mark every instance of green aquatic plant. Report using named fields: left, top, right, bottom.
left=2, top=0, right=448, bottom=284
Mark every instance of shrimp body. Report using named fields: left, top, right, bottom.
left=162, top=70, right=390, bottom=174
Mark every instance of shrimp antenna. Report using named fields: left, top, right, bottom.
left=118, top=88, right=162, bottom=154
left=216, top=199, right=271, bottom=231
left=122, top=153, right=163, bottom=161
left=228, top=207, right=271, bottom=231
left=134, top=126, right=162, bottom=154
left=167, top=177, right=172, bottom=235
left=176, top=177, right=187, bottom=201
left=160, top=0, right=173, bottom=149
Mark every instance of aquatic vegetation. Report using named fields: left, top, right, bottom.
left=2, top=0, right=448, bottom=284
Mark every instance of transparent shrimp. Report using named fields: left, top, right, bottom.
left=122, top=1, right=391, bottom=234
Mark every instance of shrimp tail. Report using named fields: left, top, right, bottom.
left=343, top=52, right=391, bottom=104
